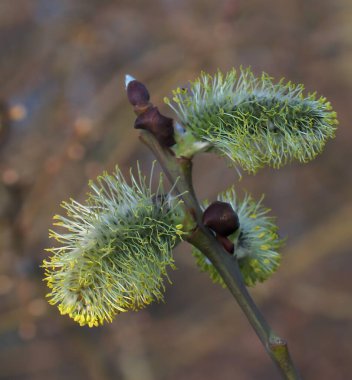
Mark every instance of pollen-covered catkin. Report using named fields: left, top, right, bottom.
left=166, top=68, right=337, bottom=172
left=43, top=166, right=184, bottom=327
left=192, top=188, right=283, bottom=287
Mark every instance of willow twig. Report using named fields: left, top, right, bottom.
left=140, top=130, right=302, bottom=380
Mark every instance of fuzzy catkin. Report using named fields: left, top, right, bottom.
left=166, top=68, right=337, bottom=172
left=192, top=188, right=283, bottom=287
left=43, top=166, right=184, bottom=327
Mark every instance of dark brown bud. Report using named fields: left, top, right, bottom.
left=134, top=107, right=175, bottom=147
left=216, top=234, right=234, bottom=254
left=127, top=80, right=150, bottom=107
left=202, top=201, right=240, bottom=237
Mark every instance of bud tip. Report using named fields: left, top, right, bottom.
left=125, top=74, right=136, bottom=89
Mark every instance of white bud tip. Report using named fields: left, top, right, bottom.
left=125, top=74, right=136, bottom=89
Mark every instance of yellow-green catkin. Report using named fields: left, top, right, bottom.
left=166, top=67, right=338, bottom=172
left=192, top=188, right=284, bottom=287
left=43, top=166, right=185, bottom=327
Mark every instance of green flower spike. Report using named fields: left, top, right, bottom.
left=43, top=165, right=185, bottom=327
left=166, top=67, right=338, bottom=172
left=192, top=188, right=284, bottom=287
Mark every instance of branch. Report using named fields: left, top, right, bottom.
left=140, top=130, right=302, bottom=380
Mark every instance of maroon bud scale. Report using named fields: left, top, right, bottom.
left=127, top=80, right=150, bottom=107
left=216, top=234, right=235, bottom=254
left=202, top=201, right=240, bottom=237
left=134, top=107, right=176, bottom=147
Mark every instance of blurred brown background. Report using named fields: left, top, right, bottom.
left=0, top=0, right=351, bottom=379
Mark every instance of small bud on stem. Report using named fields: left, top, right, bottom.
left=126, top=75, right=176, bottom=147
left=126, top=79, right=150, bottom=108
left=135, top=107, right=175, bottom=147
left=202, top=201, right=240, bottom=237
